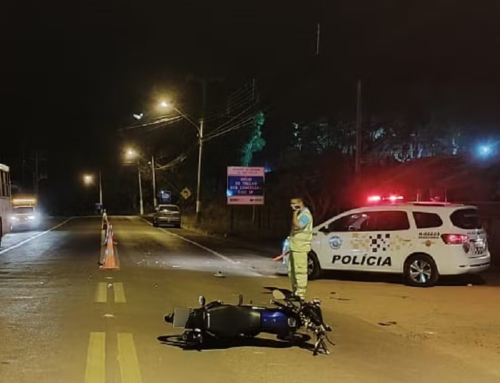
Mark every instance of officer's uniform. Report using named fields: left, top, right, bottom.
left=288, top=208, right=313, bottom=298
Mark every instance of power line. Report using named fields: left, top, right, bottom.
left=203, top=114, right=258, bottom=142
left=119, top=115, right=183, bottom=132
left=155, top=142, right=199, bottom=170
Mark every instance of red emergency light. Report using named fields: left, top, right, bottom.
left=367, top=195, right=382, bottom=203
left=367, top=195, right=404, bottom=203
left=389, top=195, right=404, bottom=202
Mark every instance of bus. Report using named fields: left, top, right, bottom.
left=0, top=163, right=12, bottom=246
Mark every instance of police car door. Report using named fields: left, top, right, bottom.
left=318, top=213, right=369, bottom=271
left=351, top=210, right=411, bottom=273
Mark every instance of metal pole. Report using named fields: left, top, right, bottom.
left=34, top=151, right=39, bottom=197
left=196, top=121, right=203, bottom=219
left=138, top=165, right=144, bottom=215
left=316, top=23, right=321, bottom=56
left=98, top=170, right=103, bottom=206
left=151, top=155, right=157, bottom=208
left=355, top=79, right=362, bottom=174
left=196, top=80, right=207, bottom=221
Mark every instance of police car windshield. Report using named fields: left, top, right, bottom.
left=13, top=207, right=34, bottom=215
left=450, top=209, right=482, bottom=230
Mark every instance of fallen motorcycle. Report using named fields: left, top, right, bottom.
left=164, top=290, right=334, bottom=355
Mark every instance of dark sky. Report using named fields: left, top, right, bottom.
left=2, top=0, right=500, bottom=211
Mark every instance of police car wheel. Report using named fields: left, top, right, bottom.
left=308, top=252, right=321, bottom=280
left=404, top=254, right=439, bottom=287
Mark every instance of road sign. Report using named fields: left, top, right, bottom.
left=180, top=187, right=192, bottom=200
left=227, top=166, right=265, bottom=205
left=159, top=190, right=171, bottom=203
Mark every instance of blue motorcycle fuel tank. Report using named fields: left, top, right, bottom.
left=260, top=309, right=294, bottom=334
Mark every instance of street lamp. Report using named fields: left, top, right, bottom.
left=124, top=148, right=144, bottom=215
left=83, top=174, right=93, bottom=185
left=82, top=172, right=103, bottom=209
left=159, top=100, right=204, bottom=220
left=125, top=147, right=158, bottom=210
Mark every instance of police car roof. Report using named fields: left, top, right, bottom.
left=353, top=202, right=476, bottom=213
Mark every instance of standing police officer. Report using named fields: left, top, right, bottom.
left=288, top=197, right=313, bottom=298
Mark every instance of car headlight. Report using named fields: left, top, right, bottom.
left=28, top=215, right=36, bottom=220
left=10, top=216, right=18, bottom=221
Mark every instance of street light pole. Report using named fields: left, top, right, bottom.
left=159, top=100, right=205, bottom=219
left=98, top=170, right=103, bottom=207
left=137, top=166, right=144, bottom=215
left=151, top=154, right=157, bottom=208
left=196, top=117, right=204, bottom=219
left=196, top=80, right=207, bottom=220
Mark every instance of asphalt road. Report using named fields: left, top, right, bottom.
left=0, top=216, right=498, bottom=383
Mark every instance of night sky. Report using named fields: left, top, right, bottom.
left=2, top=1, right=500, bottom=212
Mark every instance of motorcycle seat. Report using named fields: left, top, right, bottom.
left=206, top=305, right=261, bottom=337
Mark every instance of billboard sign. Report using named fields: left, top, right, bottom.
left=227, top=166, right=264, bottom=205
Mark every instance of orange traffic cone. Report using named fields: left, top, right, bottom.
left=101, top=225, right=119, bottom=270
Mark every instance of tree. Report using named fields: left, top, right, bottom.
left=241, top=111, right=266, bottom=166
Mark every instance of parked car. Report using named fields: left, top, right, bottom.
left=153, top=204, right=181, bottom=228
left=282, top=201, right=490, bottom=287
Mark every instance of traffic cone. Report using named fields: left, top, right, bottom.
left=101, top=225, right=119, bottom=270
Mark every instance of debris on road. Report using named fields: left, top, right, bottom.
left=378, top=321, right=398, bottom=326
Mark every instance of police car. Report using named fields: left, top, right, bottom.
left=284, top=198, right=491, bottom=287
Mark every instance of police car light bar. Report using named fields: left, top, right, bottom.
left=367, top=195, right=404, bottom=203
left=389, top=195, right=404, bottom=202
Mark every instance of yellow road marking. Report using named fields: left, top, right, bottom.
left=118, top=333, right=143, bottom=383
left=84, top=332, right=106, bottom=383
left=113, top=282, right=126, bottom=303
left=95, top=282, right=107, bottom=303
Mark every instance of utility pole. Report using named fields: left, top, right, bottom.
left=34, top=151, right=39, bottom=197
left=355, top=79, right=362, bottom=174
left=138, top=166, right=144, bottom=215
left=196, top=80, right=206, bottom=221
left=151, top=154, right=157, bottom=208
left=316, top=23, right=321, bottom=56
left=98, top=170, right=103, bottom=207
left=186, top=75, right=223, bottom=221
left=21, top=148, right=26, bottom=188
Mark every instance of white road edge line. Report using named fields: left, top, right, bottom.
left=139, top=217, right=239, bottom=265
left=0, top=217, right=74, bottom=255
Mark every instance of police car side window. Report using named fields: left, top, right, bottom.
left=359, top=211, right=410, bottom=231
left=413, top=212, right=443, bottom=229
left=326, top=214, right=361, bottom=232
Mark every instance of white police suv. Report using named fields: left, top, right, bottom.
left=286, top=201, right=491, bottom=287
